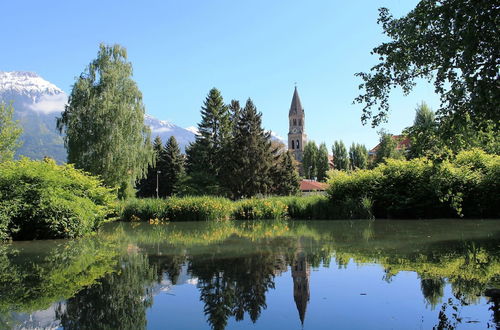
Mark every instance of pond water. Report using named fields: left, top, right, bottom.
left=1, top=220, right=499, bottom=329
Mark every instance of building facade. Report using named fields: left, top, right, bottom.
left=288, top=87, right=307, bottom=162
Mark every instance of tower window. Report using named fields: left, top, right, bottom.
left=292, top=140, right=295, bottom=149
left=293, top=119, right=297, bottom=126
left=296, top=140, right=300, bottom=149
left=298, top=119, right=302, bottom=126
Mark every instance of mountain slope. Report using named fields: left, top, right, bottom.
left=0, top=71, right=67, bottom=162
left=0, top=71, right=196, bottom=162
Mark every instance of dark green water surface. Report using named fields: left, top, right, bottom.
left=1, top=219, right=499, bottom=329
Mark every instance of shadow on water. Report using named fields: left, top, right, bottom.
left=0, top=219, right=499, bottom=329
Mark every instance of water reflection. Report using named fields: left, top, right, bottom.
left=0, top=219, right=499, bottom=329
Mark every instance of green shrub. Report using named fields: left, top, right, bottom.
left=234, top=198, right=288, bottom=220
left=0, top=158, right=116, bottom=240
left=119, top=196, right=234, bottom=222
left=119, top=195, right=375, bottom=222
left=268, top=195, right=373, bottom=220
left=432, top=149, right=500, bottom=217
left=326, top=149, right=500, bottom=218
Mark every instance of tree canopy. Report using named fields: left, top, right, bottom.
left=354, top=0, right=499, bottom=134
left=57, top=43, right=153, bottom=198
left=0, top=102, right=22, bottom=163
left=302, top=141, right=318, bottom=179
left=332, top=140, right=349, bottom=170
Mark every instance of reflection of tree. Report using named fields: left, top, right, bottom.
left=148, top=254, right=186, bottom=284
left=420, top=277, right=445, bottom=308
left=0, top=238, right=120, bottom=314
left=189, top=252, right=277, bottom=330
left=433, top=298, right=462, bottom=330
left=488, top=293, right=499, bottom=329
left=57, top=253, right=156, bottom=330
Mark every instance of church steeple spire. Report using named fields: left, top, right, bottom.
left=288, top=86, right=307, bottom=162
left=289, top=86, right=304, bottom=115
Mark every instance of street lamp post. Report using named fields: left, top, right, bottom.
left=156, top=170, right=161, bottom=198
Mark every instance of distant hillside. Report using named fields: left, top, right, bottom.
left=0, top=71, right=67, bottom=162
left=0, top=71, right=197, bottom=162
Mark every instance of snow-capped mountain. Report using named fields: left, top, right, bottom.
left=0, top=71, right=196, bottom=162
left=144, top=114, right=196, bottom=152
left=0, top=71, right=67, bottom=162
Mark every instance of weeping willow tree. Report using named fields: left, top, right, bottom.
left=57, top=43, right=153, bottom=198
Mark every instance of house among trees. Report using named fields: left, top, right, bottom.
left=368, top=135, right=410, bottom=158
left=299, top=179, right=328, bottom=195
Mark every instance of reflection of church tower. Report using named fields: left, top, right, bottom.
left=292, top=249, right=310, bottom=326
left=288, top=86, right=307, bottom=162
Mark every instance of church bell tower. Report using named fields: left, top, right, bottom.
left=288, top=86, right=307, bottom=162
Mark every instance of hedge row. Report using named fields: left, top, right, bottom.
left=327, top=149, right=500, bottom=218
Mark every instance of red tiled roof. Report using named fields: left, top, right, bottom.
left=300, top=180, right=328, bottom=191
left=369, top=135, right=411, bottom=154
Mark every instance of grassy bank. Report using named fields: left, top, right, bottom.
left=118, top=195, right=372, bottom=222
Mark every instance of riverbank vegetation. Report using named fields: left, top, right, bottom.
left=328, top=149, right=499, bottom=218
left=118, top=195, right=374, bottom=222
left=0, top=158, right=116, bottom=241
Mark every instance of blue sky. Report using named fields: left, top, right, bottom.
left=1, top=0, right=440, bottom=149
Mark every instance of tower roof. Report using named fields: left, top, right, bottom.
left=289, top=86, right=304, bottom=115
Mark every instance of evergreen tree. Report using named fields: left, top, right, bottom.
left=349, top=143, right=368, bottom=170
left=57, top=43, right=153, bottom=198
left=185, top=88, right=231, bottom=194
left=332, top=140, right=349, bottom=170
left=0, top=102, right=22, bottom=163
left=226, top=99, right=273, bottom=198
left=316, top=143, right=329, bottom=182
left=228, top=100, right=241, bottom=129
left=136, top=136, right=164, bottom=198
left=302, top=141, right=318, bottom=179
left=162, top=136, right=184, bottom=196
left=272, top=151, right=300, bottom=195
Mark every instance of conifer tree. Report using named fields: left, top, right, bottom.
left=332, top=140, right=350, bottom=170
left=226, top=99, right=273, bottom=198
left=228, top=100, right=241, bottom=129
left=349, top=143, right=368, bottom=170
left=163, top=136, right=184, bottom=196
left=272, top=151, right=300, bottom=195
left=185, top=88, right=231, bottom=194
left=57, top=43, right=153, bottom=198
left=136, top=136, right=164, bottom=197
left=316, top=143, right=330, bottom=182
left=302, top=141, right=318, bottom=179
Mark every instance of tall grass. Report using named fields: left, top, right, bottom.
left=119, top=196, right=234, bottom=222
left=118, top=194, right=373, bottom=222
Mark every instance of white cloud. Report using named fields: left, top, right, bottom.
left=28, top=93, right=67, bottom=114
